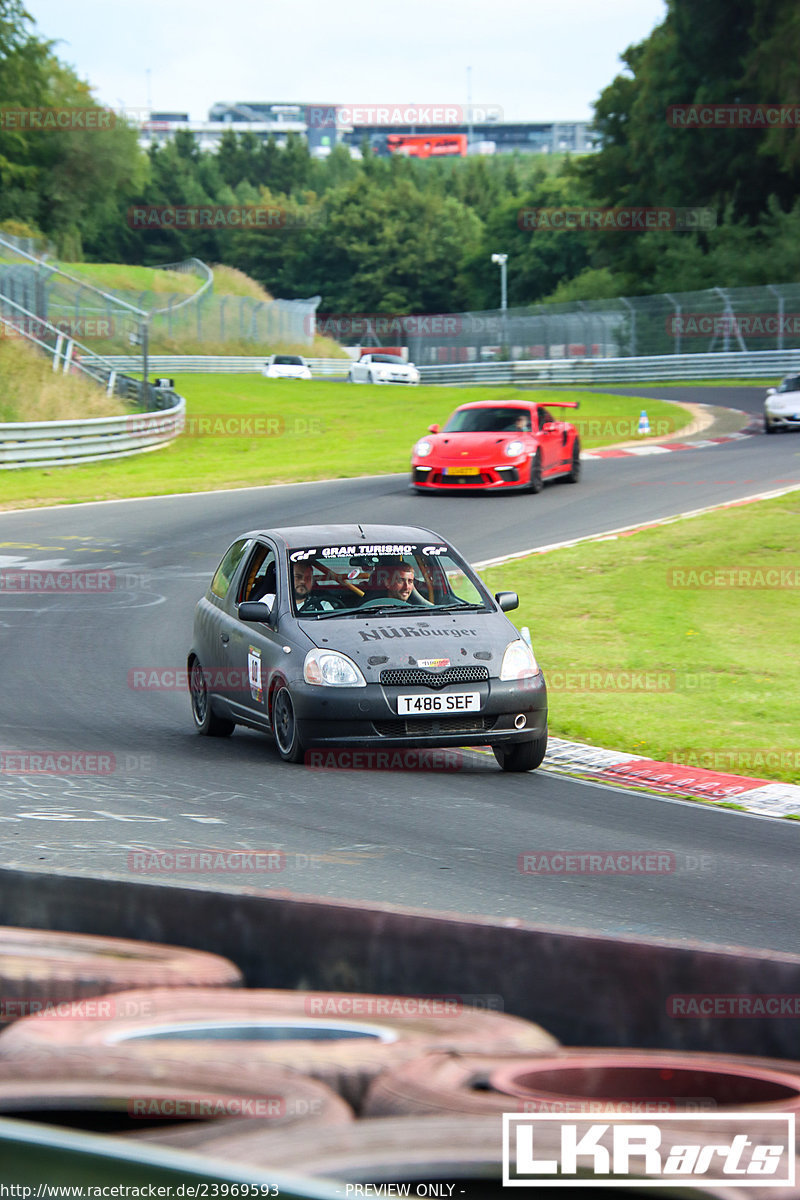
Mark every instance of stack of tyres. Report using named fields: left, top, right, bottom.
left=0, top=987, right=561, bottom=1110
left=0, top=926, right=242, bottom=1027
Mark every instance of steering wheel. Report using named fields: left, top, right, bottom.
left=298, top=594, right=345, bottom=613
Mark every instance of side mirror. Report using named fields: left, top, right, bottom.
left=767, top=387, right=776, bottom=395
left=495, top=591, right=518, bottom=612
left=238, top=598, right=275, bottom=623
left=428, top=423, right=440, bottom=434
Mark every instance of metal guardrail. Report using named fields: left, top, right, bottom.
left=87, top=355, right=351, bottom=376
left=0, top=395, right=185, bottom=469
left=85, top=349, right=798, bottom=384
left=418, top=349, right=800, bottom=385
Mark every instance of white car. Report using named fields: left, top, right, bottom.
left=348, top=353, right=420, bottom=385
left=262, top=355, right=312, bottom=380
left=765, top=375, right=800, bottom=433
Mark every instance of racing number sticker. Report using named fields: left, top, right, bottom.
left=248, top=645, right=263, bottom=703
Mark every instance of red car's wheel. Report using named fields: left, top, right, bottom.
left=565, top=438, right=581, bottom=483
left=527, top=451, right=543, bottom=494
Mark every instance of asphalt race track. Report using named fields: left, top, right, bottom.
left=1, top=388, right=799, bottom=955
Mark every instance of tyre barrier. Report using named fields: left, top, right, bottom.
left=363, top=1049, right=800, bottom=1117
left=115, top=1114, right=782, bottom=1198
left=0, top=988, right=560, bottom=1110
left=0, top=928, right=242, bottom=1024
left=0, top=1064, right=351, bottom=1135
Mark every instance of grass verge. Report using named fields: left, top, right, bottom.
left=0, top=340, right=125, bottom=423
left=479, top=490, right=800, bottom=783
left=0, top=380, right=691, bottom=509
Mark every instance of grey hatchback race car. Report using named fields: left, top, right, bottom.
left=188, top=523, right=548, bottom=772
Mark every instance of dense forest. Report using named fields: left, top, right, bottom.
left=2, top=0, right=800, bottom=311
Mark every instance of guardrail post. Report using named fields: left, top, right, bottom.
left=52, top=333, right=64, bottom=370
left=106, top=370, right=117, bottom=397
left=62, top=339, right=74, bottom=373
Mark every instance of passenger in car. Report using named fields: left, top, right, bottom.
left=377, top=559, right=433, bottom=606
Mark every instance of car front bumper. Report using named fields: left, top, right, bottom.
left=290, top=674, right=548, bottom=749
left=765, top=406, right=800, bottom=430
left=411, top=459, right=532, bottom=490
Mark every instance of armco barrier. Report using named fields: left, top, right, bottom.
left=87, top=355, right=351, bottom=377
left=85, top=348, right=800, bottom=383
left=0, top=395, right=185, bottom=469
left=420, top=348, right=800, bottom=385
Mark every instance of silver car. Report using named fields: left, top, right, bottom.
left=765, top=375, right=800, bottom=433
left=348, top=353, right=420, bottom=385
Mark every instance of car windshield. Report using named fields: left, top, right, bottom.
left=368, top=354, right=405, bottom=365
left=443, top=407, right=533, bottom=433
left=286, top=542, right=491, bottom=617
left=777, top=376, right=800, bottom=393
left=274, top=355, right=303, bottom=366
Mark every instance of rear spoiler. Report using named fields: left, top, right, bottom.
left=537, top=400, right=580, bottom=409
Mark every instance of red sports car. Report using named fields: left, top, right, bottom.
left=411, top=399, right=581, bottom=493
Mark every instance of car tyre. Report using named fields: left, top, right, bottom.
left=368, top=371, right=376, bottom=384
left=492, top=733, right=547, bottom=773
left=527, top=452, right=543, bottom=494
left=189, top=657, right=235, bottom=737
left=765, top=417, right=777, bottom=434
left=272, top=684, right=305, bottom=763
left=565, top=439, right=581, bottom=483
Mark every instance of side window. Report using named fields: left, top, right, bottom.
left=239, top=543, right=277, bottom=604
left=210, top=539, right=249, bottom=600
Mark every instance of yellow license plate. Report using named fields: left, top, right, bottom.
left=446, top=467, right=480, bottom=476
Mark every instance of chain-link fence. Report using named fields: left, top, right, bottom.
left=0, top=238, right=319, bottom=356
left=397, top=284, right=800, bottom=365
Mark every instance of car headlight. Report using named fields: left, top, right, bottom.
left=499, top=639, right=539, bottom=680
left=415, top=439, right=433, bottom=457
left=504, top=439, right=525, bottom=457
left=304, top=649, right=366, bottom=687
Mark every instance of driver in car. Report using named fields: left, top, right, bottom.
left=293, top=561, right=341, bottom=613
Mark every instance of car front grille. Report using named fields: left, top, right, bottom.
left=380, top=666, right=489, bottom=689
left=372, top=715, right=498, bottom=737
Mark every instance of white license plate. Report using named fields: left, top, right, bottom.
left=397, top=691, right=480, bottom=715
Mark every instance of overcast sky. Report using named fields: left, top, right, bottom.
left=25, top=0, right=666, bottom=124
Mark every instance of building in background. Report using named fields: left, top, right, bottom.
left=136, top=103, right=598, bottom=156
